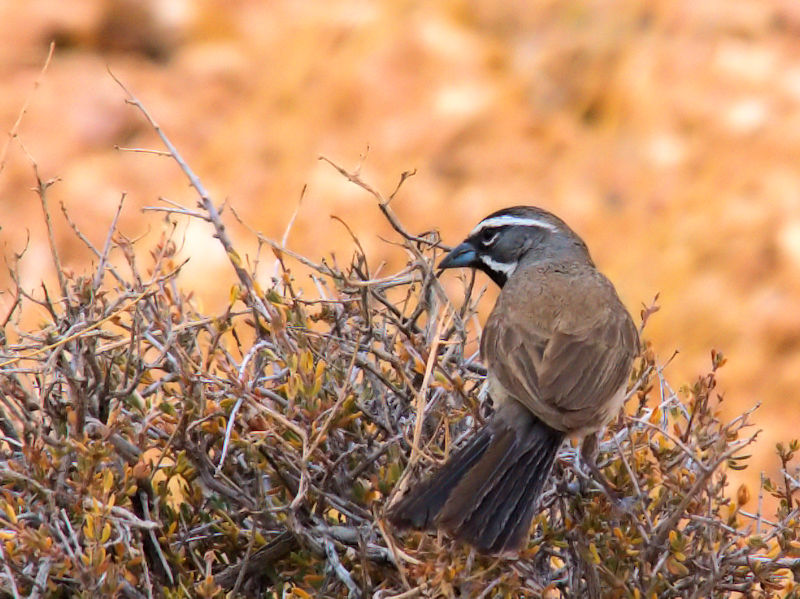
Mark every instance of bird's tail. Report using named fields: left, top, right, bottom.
left=387, top=408, right=564, bottom=554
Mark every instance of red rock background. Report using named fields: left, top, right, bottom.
left=2, top=0, right=800, bottom=499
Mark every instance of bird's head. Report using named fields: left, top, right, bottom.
left=439, top=206, right=593, bottom=287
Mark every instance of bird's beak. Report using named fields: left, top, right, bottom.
left=439, top=241, right=477, bottom=270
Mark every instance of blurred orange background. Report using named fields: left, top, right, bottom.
left=2, top=1, right=799, bottom=499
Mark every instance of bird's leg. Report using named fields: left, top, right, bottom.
left=578, top=433, right=634, bottom=513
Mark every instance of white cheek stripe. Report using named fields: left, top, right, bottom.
left=469, top=215, right=558, bottom=236
left=479, top=255, right=517, bottom=278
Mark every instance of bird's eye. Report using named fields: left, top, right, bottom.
left=479, top=227, right=500, bottom=246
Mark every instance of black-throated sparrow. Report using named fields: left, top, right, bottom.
left=388, top=206, right=639, bottom=554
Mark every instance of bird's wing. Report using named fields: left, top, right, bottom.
left=481, top=291, right=638, bottom=423
left=537, top=306, right=638, bottom=411
left=481, top=314, right=546, bottom=408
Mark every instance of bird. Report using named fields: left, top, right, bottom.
left=387, top=206, right=639, bottom=555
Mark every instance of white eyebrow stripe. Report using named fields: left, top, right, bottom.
left=479, top=255, right=517, bottom=278
left=469, top=215, right=558, bottom=236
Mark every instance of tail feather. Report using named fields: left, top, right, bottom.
left=436, top=426, right=521, bottom=526
left=387, top=406, right=564, bottom=554
left=479, top=437, right=561, bottom=552
left=449, top=440, right=543, bottom=551
left=387, top=427, right=493, bottom=529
